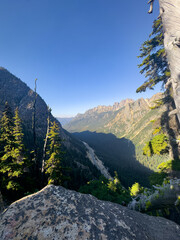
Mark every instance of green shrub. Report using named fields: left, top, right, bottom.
left=143, top=133, right=169, bottom=157
left=129, top=182, right=143, bottom=196
left=79, top=175, right=131, bottom=205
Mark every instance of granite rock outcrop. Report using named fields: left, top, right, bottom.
left=0, top=185, right=179, bottom=240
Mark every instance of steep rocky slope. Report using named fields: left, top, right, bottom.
left=0, top=185, right=179, bottom=240
left=0, top=67, right=101, bottom=189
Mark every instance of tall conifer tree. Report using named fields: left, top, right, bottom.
left=45, top=121, right=64, bottom=185
left=0, top=104, right=28, bottom=193
left=0, top=102, right=17, bottom=191
left=137, top=18, right=170, bottom=93
left=0, top=102, right=14, bottom=156
left=13, top=108, right=24, bottom=161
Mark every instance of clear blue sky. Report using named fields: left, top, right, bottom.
left=0, top=0, right=160, bottom=117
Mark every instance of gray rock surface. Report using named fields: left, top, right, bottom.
left=0, top=185, right=180, bottom=240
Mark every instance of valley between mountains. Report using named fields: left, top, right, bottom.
left=0, top=67, right=173, bottom=190
left=62, top=93, right=172, bottom=187
left=1, top=67, right=180, bottom=229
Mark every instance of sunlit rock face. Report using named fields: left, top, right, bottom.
left=0, top=185, right=180, bottom=240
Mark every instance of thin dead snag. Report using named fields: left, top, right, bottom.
left=41, top=106, right=51, bottom=185
left=32, top=78, right=38, bottom=162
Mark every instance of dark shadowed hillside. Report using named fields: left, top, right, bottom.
left=73, top=131, right=152, bottom=187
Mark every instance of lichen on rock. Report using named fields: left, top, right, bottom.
left=0, top=185, right=180, bottom=240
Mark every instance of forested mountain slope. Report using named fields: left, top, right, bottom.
left=64, top=93, right=171, bottom=173
left=0, top=67, right=101, bottom=190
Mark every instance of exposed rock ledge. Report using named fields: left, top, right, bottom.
left=0, top=185, right=180, bottom=240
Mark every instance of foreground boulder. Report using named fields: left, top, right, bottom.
left=0, top=185, right=180, bottom=240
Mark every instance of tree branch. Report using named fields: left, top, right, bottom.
left=168, top=109, right=178, bottom=117
left=148, top=0, right=155, bottom=14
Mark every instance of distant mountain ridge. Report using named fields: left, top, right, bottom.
left=65, top=93, right=165, bottom=137
left=64, top=93, right=170, bottom=172
left=81, top=98, right=134, bottom=115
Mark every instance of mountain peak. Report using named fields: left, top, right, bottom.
left=81, top=99, right=135, bottom=116
left=113, top=98, right=134, bottom=110
left=64, top=93, right=166, bottom=138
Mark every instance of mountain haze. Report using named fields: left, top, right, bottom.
left=57, top=117, right=74, bottom=126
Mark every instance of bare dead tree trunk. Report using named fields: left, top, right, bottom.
left=158, top=0, right=180, bottom=123
left=161, top=87, right=180, bottom=160
left=32, top=79, right=38, bottom=183
left=41, top=106, right=51, bottom=186
left=32, top=79, right=37, bottom=155
left=148, top=0, right=180, bottom=123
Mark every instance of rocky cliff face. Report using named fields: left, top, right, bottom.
left=83, top=99, right=134, bottom=115
left=0, top=185, right=179, bottom=240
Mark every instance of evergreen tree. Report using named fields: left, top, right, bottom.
left=79, top=174, right=131, bottom=205
left=0, top=102, right=14, bottom=157
left=45, top=121, right=64, bottom=185
left=137, top=18, right=170, bottom=93
left=0, top=104, right=28, bottom=194
left=0, top=102, right=17, bottom=191
left=13, top=108, right=25, bottom=161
